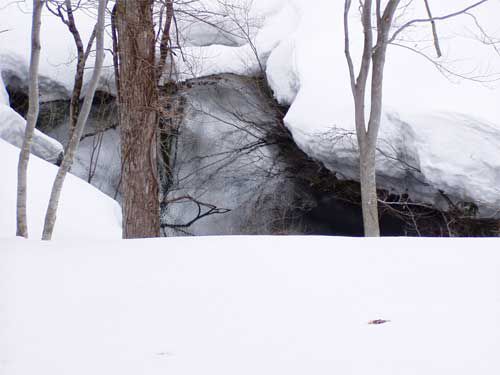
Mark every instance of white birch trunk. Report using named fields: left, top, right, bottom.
left=16, top=0, right=44, bottom=238
left=41, top=0, right=106, bottom=240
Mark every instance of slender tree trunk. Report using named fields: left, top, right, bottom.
left=41, top=0, right=106, bottom=240
left=115, top=0, right=160, bottom=238
left=359, top=145, right=380, bottom=237
left=345, top=0, right=401, bottom=237
left=16, top=0, right=44, bottom=238
left=359, top=44, right=388, bottom=237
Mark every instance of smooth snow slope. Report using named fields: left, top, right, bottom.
left=1, top=236, right=499, bottom=374
left=0, top=139, right=121, bottom=240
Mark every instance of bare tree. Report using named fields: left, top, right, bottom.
left=344, top=0, right=401, bottom=237
left=45, top=0, right=97, bottom=136
left=115, top=0, right=161, bottom=238
left=41, top=0, right=106, bottom=240
left=16, top=0, right=44, bottom=238
left=344, top=0, right=489, bottom=237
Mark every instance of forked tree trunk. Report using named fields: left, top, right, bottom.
left=16, top=0, right=44, bottom=238
left=41, top=0, right=106, bottom=240
left=115, top=0, right=160, bottom=238
left=344, top=0, right=400, bottom=237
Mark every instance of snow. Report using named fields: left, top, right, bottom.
left=0, top=1, right=114, bottom=100
left=179, top=0, right=500, bottom=216
left=1, top=235, right=499, bottom=374
left=0, top=104, right=64, bottom=164
left=2, top=0, right=500, bottom=214
left=0, top=70, right=64, bottom=163
left=263, top=0, right=500, bottom=215
left=176, top=0, right=298, bottom=80
left=0, top=138, right=121, bottom=240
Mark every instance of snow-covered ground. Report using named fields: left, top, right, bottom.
left=1, top=235, right=499, bottom=374
left=0, top=138, right=121, bottom=240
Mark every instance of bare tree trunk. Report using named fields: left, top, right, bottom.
left=16, top=0, right=44, bottom=238
left=41, top=0, right=106, bottom=240
left=359, top=145, right=380, bottom=236
left=344, top=0, right=401, bottom=237
left=115, top=0, right=160, bottom=238
left=63, top=0, right=96, bottom=136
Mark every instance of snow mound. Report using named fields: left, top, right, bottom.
left=0, top=104, right=64, bottom=164
left=1, top=236, right=499, bottom=374
left=0, top=138, right=121, bottom=240
left=265, top=0, right=500, bottom=216
left=177, top=0, right=500, bottom=215
left=0, top=2, right=115, bottom=100
left=0, top=67, right=64, bottom=163
left=176, top=1, right=298, bottom=79
left=3, top=0, right=500, bottom=215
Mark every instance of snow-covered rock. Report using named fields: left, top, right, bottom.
left=182, top=0, right=500, bottom=217
left=0, top=2, right=115, bottom=100
left=3, top=0, right=500, bottom=217
left=0, top=138, right=121, bottom=240
left=264, top=0, right=500, bottom=216
left=0, top=69, right=64, bottom=163
left=0, top=104, right=64, bottom=164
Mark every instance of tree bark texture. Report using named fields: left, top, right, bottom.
left=115, top=0, right=160, bottom=238
left=16, top=0, right=44, bottom=238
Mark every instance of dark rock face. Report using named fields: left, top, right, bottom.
left=303, top=196, right=406, bottom=236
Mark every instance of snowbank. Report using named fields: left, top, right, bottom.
left=0, top=69, right=64, bottom=163
left=265, top=0, right=500, bottom=215
left=3, top=0, right=500, bottom=215
left=181, top=0, right=500, bottom=216
left=0, top=104, right=64, bottom=164
left=0, top=2, right=114, bottom=100
left=0, top=138, right=121, bottom=240
left=1, top=236, right=499, bottom=374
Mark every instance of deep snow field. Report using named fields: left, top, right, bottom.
left=0, top=138, right=121, bottom=240
left=2, top=236, right=500, bottom=375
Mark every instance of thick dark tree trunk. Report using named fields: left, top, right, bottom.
left=115, top=0, right=160, bottom=238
